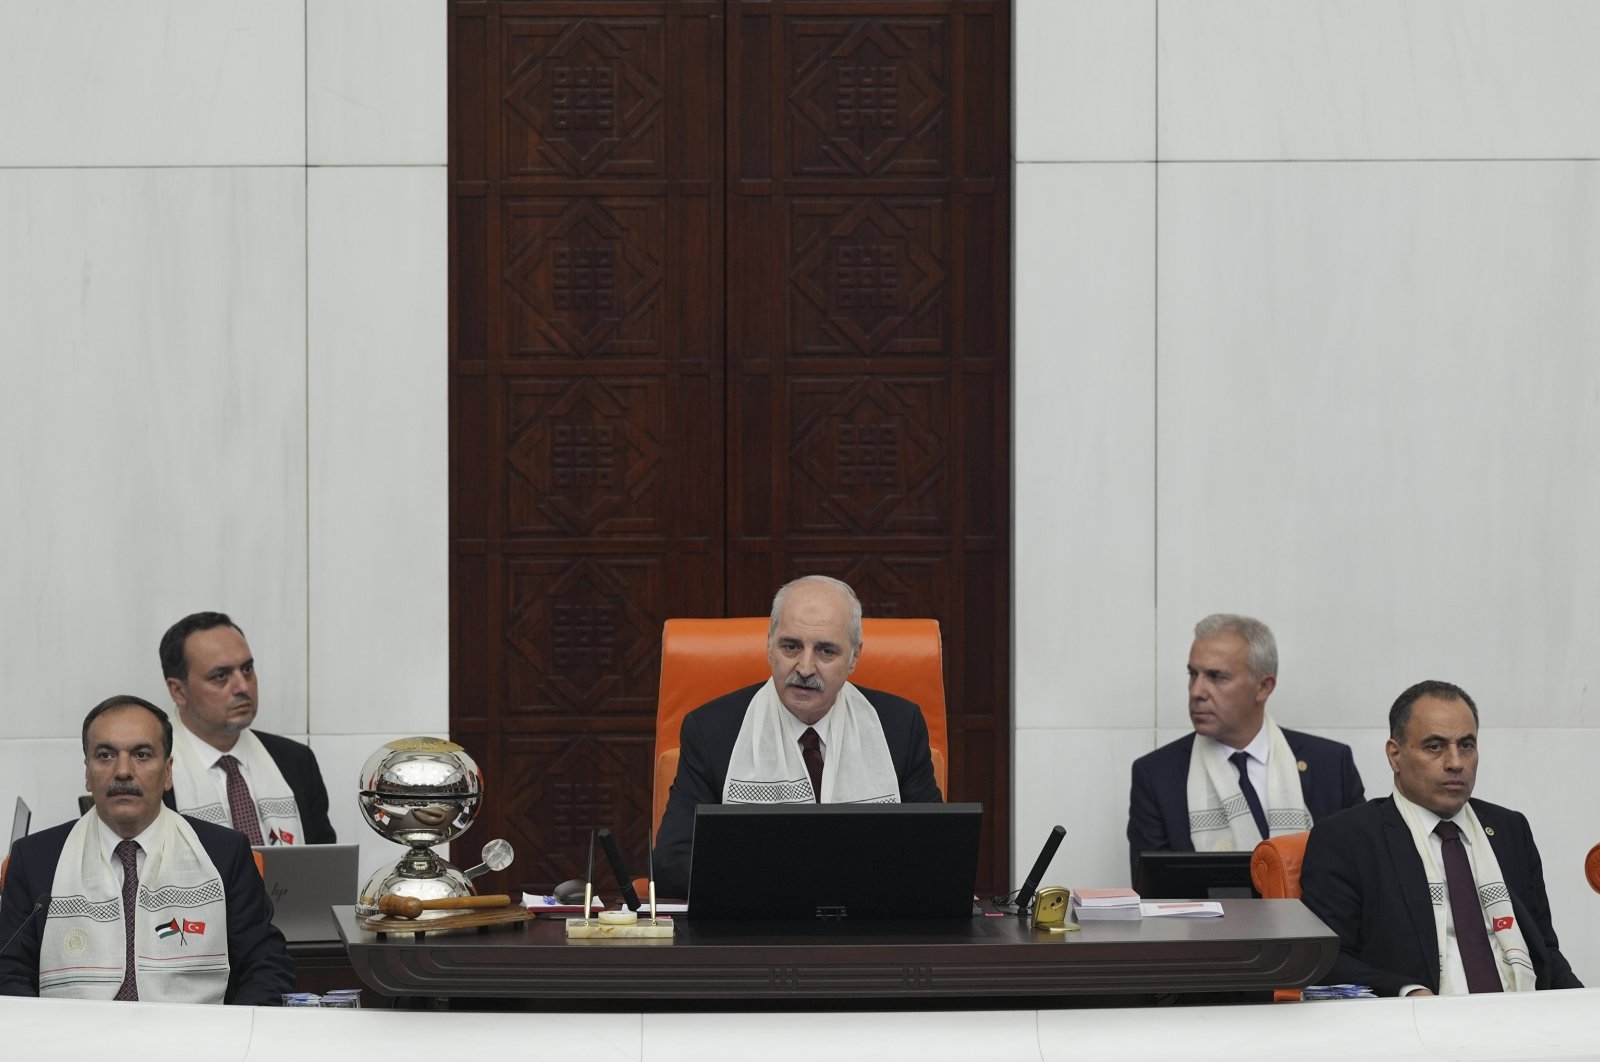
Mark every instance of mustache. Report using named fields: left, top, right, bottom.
left=106, top=782, right=143, bottom=797
left=784, top=673, right=824, bottom=691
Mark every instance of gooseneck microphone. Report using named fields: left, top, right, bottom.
left=597, top=828, right=642, bottom=911
left=1011, top=826, right=1065, bottom=915
left=0, top=893, right=52, bottom=959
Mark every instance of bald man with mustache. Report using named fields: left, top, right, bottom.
left=652, top=576, right=942, bottom=897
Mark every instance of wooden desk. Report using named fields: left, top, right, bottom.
left=334, top=900, right=1336, bottom=1001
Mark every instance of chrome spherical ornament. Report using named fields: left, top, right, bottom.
left=358, top=736, right=482, bottom=847
left=356, top=737, right=498, bottom=915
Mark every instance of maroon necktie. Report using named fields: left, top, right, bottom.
left=1434, top=820, right=1503, bottom=993
left=1229, top=751, right=1269, bottom=840
left=217, top=754, right=265, bottom=845
left=113, top=840, right=140, bottom=1001
left=799, top=728, right=823, bottom=803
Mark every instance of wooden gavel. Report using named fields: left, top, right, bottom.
left=377, top=893, right=513, bottom=919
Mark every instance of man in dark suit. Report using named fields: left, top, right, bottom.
left=1127, top=614, right=1363, bottom=878
left=654, top=576, right=941, bottom=897
left=1300, top=680, right=1580, bottom=996
left=160, top=612, right=336, bottom=845
left=0, top=696, right=293, bottom=1004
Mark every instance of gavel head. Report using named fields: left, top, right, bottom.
left=377, top=894, right=425, bottom=919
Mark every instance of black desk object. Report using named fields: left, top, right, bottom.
left=333, top=901, right=1335, bottom=1002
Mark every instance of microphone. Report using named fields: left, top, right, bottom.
left=0, top=893, right=51, bottom=959
left=597, top=828, right=642, bottom=911
left=1010, top=826, right=1065, bottom=916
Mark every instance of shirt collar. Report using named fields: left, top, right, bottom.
left=1201, top=720, right=1271, bottom=765
left=178, top=717, right=233, bottom=767
left=1392, top=789, right=1472, bottom=842
left=95, top=807, right=163, bottom=864
left=781, top=701, right=834, bottom=748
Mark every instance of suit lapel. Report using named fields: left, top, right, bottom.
left=1379, top=799, right=1441, bottom=991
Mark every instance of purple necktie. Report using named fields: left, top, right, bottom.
left=217, top=754, right=265, bottom=845
left=1229, top=751, right=1269, bottom=840
left=1434, top=820, right=1503, bottom=993
left=799, top=728, right=823, bottom=803
left=113, top=840, right=140, bottom=1001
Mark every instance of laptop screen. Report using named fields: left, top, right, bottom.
left=687, top=802, right=983, bottom=921
left=252, top=843, right=360, bottom=942
left=1133, top=850, right=1256, bottom=899
left=8, top=797, right=29, bottom=850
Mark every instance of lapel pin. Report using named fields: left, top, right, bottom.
left=1485, top=827, right=1495, bottom=836
left=1296, top=760, right=1308, bottom=772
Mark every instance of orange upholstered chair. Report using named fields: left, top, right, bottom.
left=1251, top=831, right=1310, bottom=900
left=1586, top=843, right=1600, bottom=893
left=652, top=617, right=949, bottom=839
left=1251, top=831, right=1312, bottom=1002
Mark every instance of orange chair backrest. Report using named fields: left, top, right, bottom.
left=1250, top=831, right=1310, bottom=900
left=1586, top=843, right=1600, bottom=894
left=253, top=850, right=265, bottom=879
left=653, top=617, right=949, bottom=836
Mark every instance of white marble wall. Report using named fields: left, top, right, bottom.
left=1016, top=0, right=1600, bottom=982
left=0, top=0, right=447, bottom=881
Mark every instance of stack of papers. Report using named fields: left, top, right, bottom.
left=1069, top=887, right=1141, bottom=921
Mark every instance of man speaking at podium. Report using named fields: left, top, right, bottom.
left=654, top=576, right=943, bottom=897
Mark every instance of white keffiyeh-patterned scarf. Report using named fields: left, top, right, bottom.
left=41, top=807, right=230, bottom=1003
left=1186, top=715, right=1312, bottom=851
left=724, top=679, right=901, bottom=805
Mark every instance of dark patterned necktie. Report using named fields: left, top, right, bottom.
left=1229, top=751, right=1269, bottom=839
left=217, top=754, right=265, bottom=845
left=799, top=727, right=823, bottom=803
left=1434, top=820, right=1503, bottom=993
left=113, top=840, right=141, bottom=1001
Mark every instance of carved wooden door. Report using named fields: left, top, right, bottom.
left=450, top=0, right=1011, bottom=893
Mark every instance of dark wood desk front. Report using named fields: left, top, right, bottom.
left=334, top=900, right=1336, bottom=1001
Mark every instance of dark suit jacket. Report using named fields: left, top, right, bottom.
left=1126, top=728, right=1365, bottom=878
left=164, top=729, right=337, bottom=844
left=0, top=814, right=296, bottom=1004
left=654, top=683, right=943, bottom=897
left=1300, top=797, right=1581, bottom=996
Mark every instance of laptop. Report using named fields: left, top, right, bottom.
left=686, top=803, right=983, bottom=921
left=252, top=843, right=360, bottom=942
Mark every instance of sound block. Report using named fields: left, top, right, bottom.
left=564, top=917, right=675, bottom=942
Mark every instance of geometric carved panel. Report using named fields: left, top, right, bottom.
left=789, top=376, right=948, bottom=535
left=788, top=18, right=947, bottom=177
left=506, top=197, right=663, bottom=357
left=499, top=733, right=654, bottom=881
left=504, top=18, right=665, bottom=178
left=506, top=377, right=665, bottom=536
left=505, top=557, right=662, bottom=715
left=789, top=198, right=947, bottom=356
